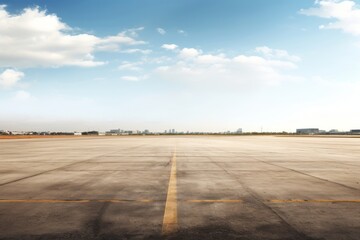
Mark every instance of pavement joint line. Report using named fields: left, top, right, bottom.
left=0, top=199, right=157, bottom=203
left=0, top=199, right=242, bottom=203
left=162, top=148, right=178, bottom=235
left=1, top=199, right=360, bottom=203
left=185, top=199, right=243, bottom=203
left=270, top=199, right=360, bottom=203
left=251, top=156, right=360, bottom=192
left=0, top=144, right=147, bottom=188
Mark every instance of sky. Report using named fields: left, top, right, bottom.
left=1, top=0, right=360, bottom=132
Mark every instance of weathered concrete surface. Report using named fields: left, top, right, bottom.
left=0, top=136, right=359, bottom=239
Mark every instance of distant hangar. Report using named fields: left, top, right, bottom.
left=296, top=128, right=319, bottom=134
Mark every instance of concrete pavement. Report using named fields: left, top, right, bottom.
left=0, top=136, right=359, bottom=239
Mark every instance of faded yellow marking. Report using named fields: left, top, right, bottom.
left=137, top=199, right=155, bottom=203
left=186, top=199, right=243, bottom=203
left=270, top=199, right=360, bottom=203
left=162, top=149, right=178, bottom=235
left=0, top=199, right=155, bottom=203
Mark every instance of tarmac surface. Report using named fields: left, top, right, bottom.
left=0, top=136, right=359, bottom=240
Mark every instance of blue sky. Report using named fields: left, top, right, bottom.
left=1, top=0, right=360, bottom=132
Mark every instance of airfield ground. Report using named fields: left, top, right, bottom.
left=0, top=136, right=359, bottom=240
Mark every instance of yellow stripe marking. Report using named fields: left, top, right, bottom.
left=186, top=199, right=242, bottom=203
left=162, top=149, right=178, bottom=235
left=270, top=199, right=360, bottom=203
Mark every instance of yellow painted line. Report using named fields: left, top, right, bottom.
left=136, top=199, right=155, bottom=203
left=0, top=199, right=155, bottom=203
left=162, top=149, right=178, bottom=235
left=186, top=199, right=242, bottom=203
left=270, top=199, right=360, bottom=203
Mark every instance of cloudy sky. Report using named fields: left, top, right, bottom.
left=1, top=0, right=360, bottom=132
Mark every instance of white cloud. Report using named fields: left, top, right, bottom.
left=95, top=34, right=146, bottom=52
left=157, top=28, right=166, bottom=35
left=118, top=61, right=143, bottom=71
left=121, top=75, right=147, bottom=81
left=161, top=44, right=178, bottom=50
left=178, top=29, right=187, bottom=35
left=255, top=46, right=301, bottom=62
left=179, top=48, right=202, bottom=58
left=120, top=49, right=152, bottom=54
left=300, top=0, right=360, bottom=36
left=141, top=56, right=172, bottom=64
left=155, top=46, right=301, bottom=87
left=0, top=5, right=145, bottom=68
left=14, top=90, right=31, bottom=100
left=122, top=27, right=144, bottom=37
left=0, top=69, right=24, bottom=88
left=196, top=54, right=229, bottom=64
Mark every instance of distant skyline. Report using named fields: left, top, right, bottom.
left=1, top=0, right=360, bottom=132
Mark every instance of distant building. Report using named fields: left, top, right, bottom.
left=109, top=129, right=122, bottom=134
left=10, top=131, right=25, bottom=135
left=0, top=130, right=9, bottom=135
left=329, top=129, right=339, bottom=134
left=350, top=129, right=360, bottom=134
left=167, top=129, right=175, bottom=134
left=81, top=131, right=99, bottom=135
left=236, top=128, right=242, bottom=134
left=74, top=132, right=82, bottom=136
left=296, top=128, right=319, bottom=134
left=106, top=129, right=124, bottom=135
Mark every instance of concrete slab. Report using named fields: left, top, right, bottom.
left=0, top=136, right=359, bottom=239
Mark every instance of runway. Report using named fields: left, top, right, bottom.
left=0, top=136, right=359, bottom=239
